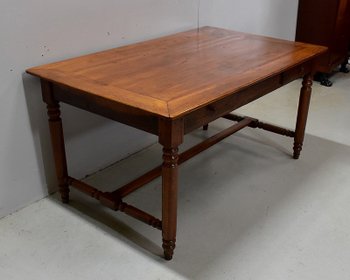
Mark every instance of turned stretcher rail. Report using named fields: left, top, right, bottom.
left=65, top=118, right=254, bottom=232
left=66, top=114, right=295, bottom=232
left=112, top=114, right=295, bottom=200
left=223, top=114, right=295, bottom=137
left=67, top=176, right=162, bottom=230
left=112, top=117, right=254, bottom=199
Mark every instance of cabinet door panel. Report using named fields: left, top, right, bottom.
left=296, top=0, right=339, bottom=46
left=331, top=0, right=350, bottom=64
left=296, top=0, right=350, bottom=73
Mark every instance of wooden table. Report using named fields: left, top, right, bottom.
left=27, top=27, right=326, bottom=260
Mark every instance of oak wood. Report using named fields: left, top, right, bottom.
left=41, top=80, right=69, bottom=203
left=52, top=83, right=159, bottom=135
left=158, top=118, right=183, bottom=260
left=161, top=146, right=179, bottom=261
left=27, top=27, right=326, bottom=119
left=113, top=166, right=161, bottom=199
left=68, top=177, right=162, bottom=229
left=183, top=62, right=313, bottom=134
left=119, top=202, right=162, bottom=230
left=223, top=114, right=295, bottom=137
left=293, top=74, right=313, bottom=159
left=68, top=177, right=104, bottom=198
left=112, top=117, right=253, bottom=200
left=26, top=27, right=327, bottom=260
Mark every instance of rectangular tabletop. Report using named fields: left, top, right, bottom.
left=27, top=27, right=326, bottom=119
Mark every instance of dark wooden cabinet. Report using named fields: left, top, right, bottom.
left=296, top=0, right=350, bottom=85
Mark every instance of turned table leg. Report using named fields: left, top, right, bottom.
left=41, top=80, right=69, bottom=203
left=159, top=118, right=183, bottom=260
left=162, top=146, right=179, bottom=260
left=293, top=74, right=313, bottom=159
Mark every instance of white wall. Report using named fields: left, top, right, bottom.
left=204, top=0, right=299, bottom=40
left=0, top=0, right=299, bottom=219
left=0, top=0, right=200, bottom=218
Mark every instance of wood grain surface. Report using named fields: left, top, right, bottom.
left=27, top=27, right=326, bottom=118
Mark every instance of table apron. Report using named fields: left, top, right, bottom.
left=184, top=62, right=312, bottom=134
left=51, top=83, right=160, bottom=135
left=50, top=61, right=312, bottom=137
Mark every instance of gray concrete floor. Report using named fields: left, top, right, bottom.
left=1, top=72, right=350, bottom=279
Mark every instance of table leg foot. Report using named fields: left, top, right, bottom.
left=163, top=239, right=176, bottom=260
left=60, top=185, right=70, bottom=203
left=203, top=124, right=209, bottom=131
left=293, top=143, right=302, bottom=159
